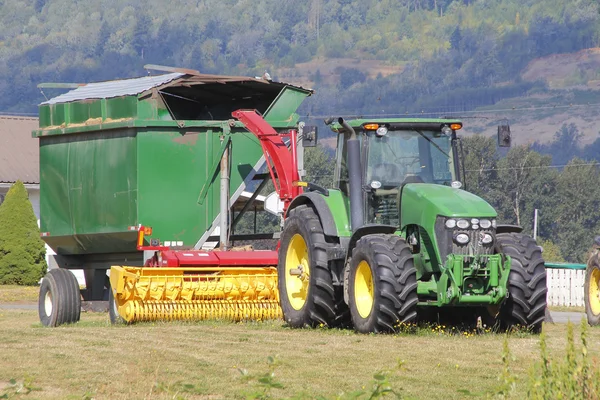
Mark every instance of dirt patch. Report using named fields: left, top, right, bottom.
left=522, top=48, right=600, bottom=90
left=277, top=57, right=404, bottom=88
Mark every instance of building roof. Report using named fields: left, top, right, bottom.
left=0, top=116, right=39, bottom=184
left=41, top=73, right=183, bottom=105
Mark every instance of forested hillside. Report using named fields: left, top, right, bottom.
left=1, top=0, right=599, bottom=115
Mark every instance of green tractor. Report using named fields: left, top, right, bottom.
left=278, top=118, right=547, bottom=333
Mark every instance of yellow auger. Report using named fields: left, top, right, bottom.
left=110, top=265, right=281, bottom=323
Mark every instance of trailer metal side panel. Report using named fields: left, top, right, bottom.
left=35, top=73, right=312, bottom=258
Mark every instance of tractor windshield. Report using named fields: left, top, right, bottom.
left=366, top=130, right=454, bottom=188
left=365, top=130, right=454, bottom=225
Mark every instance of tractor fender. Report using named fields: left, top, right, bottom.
left=496, top=224, right=523, bottom=234
left=287, top=193, right=338, bottom=238
left=346, top=225, right=398, bottom=260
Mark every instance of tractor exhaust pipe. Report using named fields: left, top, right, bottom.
left=220, top=142, right=230, bottom=250
left=339, top=118, right=363, bottom=231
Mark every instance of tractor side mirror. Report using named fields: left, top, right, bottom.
left=497, top=121, right=511, bottom=147
left=302, top=125, right=318, bottom=147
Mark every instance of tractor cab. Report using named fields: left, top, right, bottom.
left=332, top=119, right=463, bottom=226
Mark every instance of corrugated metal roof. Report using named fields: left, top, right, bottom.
left=41, top=73, right=183, bottom=105
left=0, top=116, right=39, bottom=184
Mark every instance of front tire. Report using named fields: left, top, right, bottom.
left=38, top=269, right=81, bottom=327
left=496, top=233, right=547, bottom=333
left=584, top=253, right=600, bottom=326
left=278, top=205, right=337, bottom=328
left=348, top=234, right=418, bottom=333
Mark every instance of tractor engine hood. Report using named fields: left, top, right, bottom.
left=401, top=183, right=497, bottom=220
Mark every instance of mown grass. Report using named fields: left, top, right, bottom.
left=0, top=285, right=39, bottom=303
left=1, top=309, right=600, bottom=399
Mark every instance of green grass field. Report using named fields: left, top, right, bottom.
left=0, top=306, right=598, bottom=400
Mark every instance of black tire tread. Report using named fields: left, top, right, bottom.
left=38, top=269, right=81, bottom=327
left=496, top=233, right=547, bottom=333
left=278, top=205, right=339, bottom=328
left=350, top=234, right=418, bottom=333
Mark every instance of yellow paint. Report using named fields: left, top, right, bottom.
left=109, top=265, right=280, bottom=322
left=285, top=234, right=310, bottom=310
left=589, top=268, right=600, bottom=315
left=355, top=260, right=374, bottom=319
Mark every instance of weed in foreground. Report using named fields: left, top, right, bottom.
left=238, top=356, right=403, bottom=399
left=525, top=320, right=600, bottom=399
left=0, top=376, right=41, bottom=399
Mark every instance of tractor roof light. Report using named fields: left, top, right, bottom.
left=376, top=126, right=388, bottom=137
left=364, top=123, right=379, bottom=130
left=450, top=123, right=462, bottom=131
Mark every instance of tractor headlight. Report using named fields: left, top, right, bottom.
left=481, top=233, right=493, bottom=245
left=454, top=233, right=470, bottom=245
left=491, top=219, right=497, bottom=229
left=479, top=219, right=492, bottom=229
left=445, top=219, right=457, bottom=229
left=456, top=219, right=470, bottom=229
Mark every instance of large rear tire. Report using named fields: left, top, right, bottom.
left=278, top=205, right=338, bottom=328
left=496, top=233, right=547, bottom=333
left=348, top=234, right=418, bottom=333
left=584, top=253, right=600, bottom=326
left=38, top=269, right=81, bottom=327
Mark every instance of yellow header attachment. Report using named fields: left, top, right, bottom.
left=110, top=266, right=281, bottom=323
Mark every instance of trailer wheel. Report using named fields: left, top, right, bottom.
left=348, top=234, right=418, bottom=333
left=496, top=233, right=547, bottom=333
left=278, top=205, right=337, bottom=328
left=38, top=269, right=81, bottom=327
left=108, top=288, right=126, bottom=325
left=585, top=253, right=600, bottom=326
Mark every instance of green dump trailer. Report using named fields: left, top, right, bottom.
left=34, top=70, right=312, bottom=316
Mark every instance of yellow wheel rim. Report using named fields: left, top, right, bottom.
left=589, top=268, right=600, bottom=315
left=355, top=260, right=375, bottom=319
left=285, top=234, right=310, bottom=310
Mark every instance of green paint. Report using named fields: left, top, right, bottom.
left=263, top=86, right=310, bottom=124
left=400, top=184, right=496, bottom=266
left=36, top=79, right=312, bottom=257
left=402, top=184, right=497, bottom=219
left=417, top=254, right=509, bottom=307
left=322, top=189, right=351, bottom=237
left=545, top=262, right=586, bottom=270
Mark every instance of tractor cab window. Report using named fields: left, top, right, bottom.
left=366, top=130, right=453, bottom=187
left=365, top=130, right=454, bottom=225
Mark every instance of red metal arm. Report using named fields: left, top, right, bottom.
left=232, top=110, right=301, bottom=211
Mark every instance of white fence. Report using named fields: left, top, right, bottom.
left=546, top=268, right=585, bottom=307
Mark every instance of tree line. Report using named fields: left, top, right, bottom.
left=463, top=123, right=600, bottom=263
left=1, top=0, right=600, bottom=117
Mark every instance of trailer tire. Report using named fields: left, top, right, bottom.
left=278, top=205, right=337, bottom=328
left=348, top=234, right=418, bottom=333
left=585, top=253, right=600, bottom=326
left=108, top=288, right=126, bottom=325
left=496, top=233, right=547, bottom=333
left=38, top=269, right=81, bottom=327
